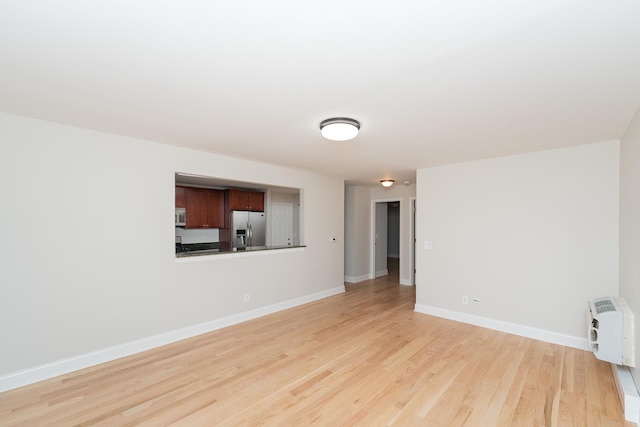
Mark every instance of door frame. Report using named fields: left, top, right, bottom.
left=370, top=198, right=403, bottom=281
left=410, top=197, right=416, bottom=286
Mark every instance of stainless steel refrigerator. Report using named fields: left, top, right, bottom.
left=232, top=211, right=266, bottom=249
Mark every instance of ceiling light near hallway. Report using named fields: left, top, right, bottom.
left=320, top=118, right=360, bottom=141
left=380, top=180, right=394, bottom=187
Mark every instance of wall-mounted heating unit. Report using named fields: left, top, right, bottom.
left=587, top=297, right=635, bottom=367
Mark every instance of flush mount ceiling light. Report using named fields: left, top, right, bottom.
left=320, top=117, right=360, bottom=141
left=380, top=180, right=395, bottom=187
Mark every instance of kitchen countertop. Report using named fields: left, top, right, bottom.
left=175, top=244, right=306, bottom=258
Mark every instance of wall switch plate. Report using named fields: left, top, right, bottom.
left=244, top=293, right=250, bottom=303
left=462, top=296, right=468, bottom=304
left=424, top=241, right=432, bottom=249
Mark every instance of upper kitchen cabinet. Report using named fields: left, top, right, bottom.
left=248, top=191, right=265, bottom=211
left=184, top=187, right=225, bottom=228
left=228, top=189, right=265, bottom=212
left=203, top=189, right=225, bottom=228
left=175, top=186, right=186, bottom=208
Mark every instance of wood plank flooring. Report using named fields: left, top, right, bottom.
left=0, top=262, right=630, bottom=426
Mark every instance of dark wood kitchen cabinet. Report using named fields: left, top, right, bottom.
left=175, top=186, right=186, bottom=208
left=227, top=189, right=264, bottom=212
left=184, top=187, right=225, bottom=228
left=203, top=190, right=225, bottom=228
left=248, top=191, right=265, bottom=211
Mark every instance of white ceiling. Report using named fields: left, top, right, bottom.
left=1, top=1, right=639, bottom=185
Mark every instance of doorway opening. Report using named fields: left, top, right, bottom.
left=371, top=199, right=402, bottom=282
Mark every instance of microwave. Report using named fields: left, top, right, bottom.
left=175, top=208, right=186, bottom=226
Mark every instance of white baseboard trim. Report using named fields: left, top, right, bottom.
left=399, top=277, right=413, bottom=286
left=414, top=304, right=589, bottom=351
left=375, top=269, right=389, bottom=278
left=344, top=274, right=372, bottom=283
left=0, top=286, right=346, bottom=393
left=612, top=363, right=640, bottom=424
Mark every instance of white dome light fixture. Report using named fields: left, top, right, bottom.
left=320, top=117, right=360, bottom=141
left=380, top=179, right=395, bottom=188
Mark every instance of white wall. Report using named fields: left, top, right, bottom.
left=0, top=113, right=344, bottom=384
left=344, top=185, right=371, bottom=282
left=620, top=106, right=640, bottom=385
left=415, top=141, right=619, bottom=346
left=175, top=227, right=219, bottom=244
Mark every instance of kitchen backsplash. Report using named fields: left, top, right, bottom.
left=175, top=227, right=219, bottom=244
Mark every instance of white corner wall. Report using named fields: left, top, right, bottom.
left=620, top=106, right=640, bottom=387
left=415, top=141, right=620, bottom=347
left=0, top=113, right=345, bottom=389
left=344, top=185, right=372, bottom=282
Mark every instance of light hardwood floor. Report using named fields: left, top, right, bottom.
left=1, top=262, right=630, bottom=426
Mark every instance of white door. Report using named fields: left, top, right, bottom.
left=271, top=202, right=293, bottom=246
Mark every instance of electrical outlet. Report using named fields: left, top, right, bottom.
left=244, top=293, right=250, bottom=303
left=462, top=295, right=468, bottom=304
left=472, top=297, right=481, bottom=304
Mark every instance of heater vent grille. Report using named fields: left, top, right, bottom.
left=595, top=299, right=616, bottom=314
left=587, top=297, right=634, bottom=367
